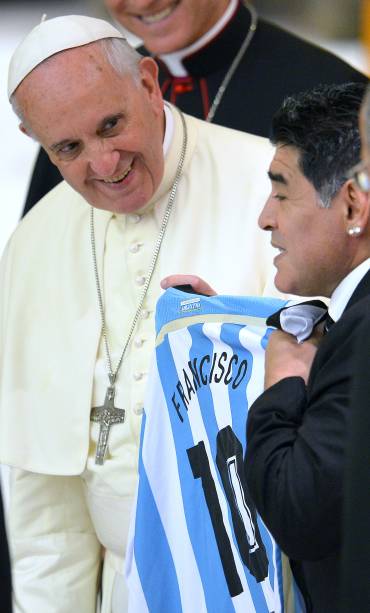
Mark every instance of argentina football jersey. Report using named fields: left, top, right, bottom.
left=126, top=288, right=290, bottom=613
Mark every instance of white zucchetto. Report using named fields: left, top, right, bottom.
left=7, top=14, right=125, bottom=99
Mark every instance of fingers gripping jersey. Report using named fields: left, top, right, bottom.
left=126, top=289, right=287, bottom=613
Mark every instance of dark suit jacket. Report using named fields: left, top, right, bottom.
left=22, top=1, right=368, bottom=215
left=245, top=269, right=370, bottom=613
left=341, top=316, right=370, bottom=612
left=0, top=487, right=12, bottom=613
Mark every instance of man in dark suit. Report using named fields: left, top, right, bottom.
left=244, top=82, right=370, bottom=612
left=23, top=0, right=367, bottom=214
left=341, top=84, right=370, bottom=613
left=0, top=486, right=12, bottom=613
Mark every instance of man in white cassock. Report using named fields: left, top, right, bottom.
left=0, top=15, right=280, bottom=613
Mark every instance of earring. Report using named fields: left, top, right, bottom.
left=347, top=226, right=362, bottom=236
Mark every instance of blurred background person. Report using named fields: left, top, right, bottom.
left=341, top=83, right=370, bottom=613
left=23, top=0, right=368, bottom=214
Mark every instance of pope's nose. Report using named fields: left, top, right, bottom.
left=89, top=149, right=121, bottom=179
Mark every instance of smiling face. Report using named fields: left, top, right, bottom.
left=104, top=0, right=229, bottom=54
left=259, top=145, right=355, bottom=298
left=15, top=43, right=165, bottom=214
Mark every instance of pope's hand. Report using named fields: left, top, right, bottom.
left=161, top=274, right=217, bottom=296
left=264, top=328, right=321, bottom=389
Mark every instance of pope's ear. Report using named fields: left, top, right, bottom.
left=139, top=56, right=159, bottom=83
left=138, top=57, right=163, bottom=113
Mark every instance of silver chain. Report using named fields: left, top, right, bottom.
left=206, top=1, right=258, bottom=123
left=90, top=108, right=188, bottom=385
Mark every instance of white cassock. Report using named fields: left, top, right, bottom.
left=0, top=104, right=281, bottom=612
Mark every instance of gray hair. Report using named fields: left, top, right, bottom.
left=270, top=83, right=365, bottom=208
left=10, top=37, right=143, bottom=132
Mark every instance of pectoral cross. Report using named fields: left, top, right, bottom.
left=90, top=377, right=125, bottom=465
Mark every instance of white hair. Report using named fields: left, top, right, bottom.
left=10, top=37, right=143, bottom=132
left=99, top=37, right=142, bottom=82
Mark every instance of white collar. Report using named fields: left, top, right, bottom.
left=329, top=258, right=370, bottom=322
left=158, top=0, right=237, bottom=77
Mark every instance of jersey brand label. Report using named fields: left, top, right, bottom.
left=180, top=297, right=202, bottom=313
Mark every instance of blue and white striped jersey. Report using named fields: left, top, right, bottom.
left=126, top=289, right=289, bottom=613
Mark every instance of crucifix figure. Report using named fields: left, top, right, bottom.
left=90, top=380, right=125, bottom=465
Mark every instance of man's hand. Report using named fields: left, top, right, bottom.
left=161, top=274, right=217, bottom=296
left=264, top=328, right=322, bottom=389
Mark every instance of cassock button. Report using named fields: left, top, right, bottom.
left=129, top=213, right=141, bottom=224
left=173, top=78, right=194, bottom=94
left=133, top=404, right=144, bottom=416
left=133, top=371, right=143, bottom=381
left=136, top=275, right=146, bottom=286
left=134, top=336, right=144, bottom=348
left=141, top=309, right=151, bottom=319
left=129, top=242, right=141, bottom=254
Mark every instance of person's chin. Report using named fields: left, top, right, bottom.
left=143, top=30, right=188, bottom=55
left=86, top=167, right=149, bottom=213
left=274, top=270, right=296, bottom=296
